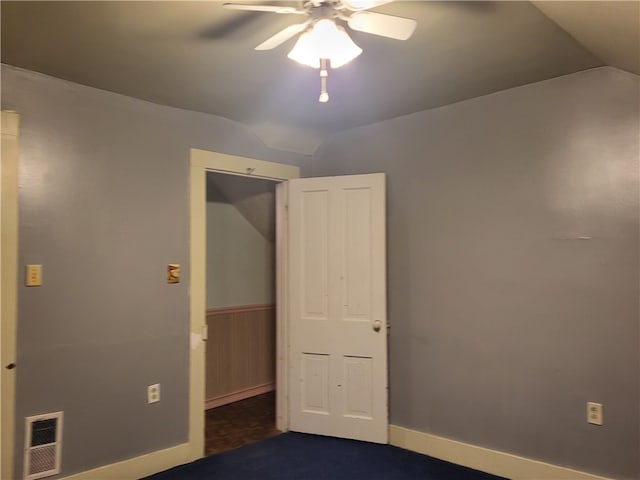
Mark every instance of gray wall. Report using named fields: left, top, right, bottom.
left=310, top=67, right=639, bottom=480
left=206, top=179, right=275, bottom=308
left=1, top=64, right=304, bottom=479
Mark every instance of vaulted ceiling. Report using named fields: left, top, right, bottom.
left=1, top=1, right=638, bottom=153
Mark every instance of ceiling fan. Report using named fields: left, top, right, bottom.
left=222, top=0, right=418, bottom=102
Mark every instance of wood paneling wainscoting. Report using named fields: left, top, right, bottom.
left=205, top=304, right=275, bottom=410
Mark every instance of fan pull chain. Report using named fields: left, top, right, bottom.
left=319, top=58, right=329, bottom=103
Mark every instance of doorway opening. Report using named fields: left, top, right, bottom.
left=204, top=171, right=279, bottom=455
left=189, top=148, right=299, bottom=459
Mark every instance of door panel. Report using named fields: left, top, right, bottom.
left=288, top=173, right=387, bottom=443
left=344, top=356, right=373, bottom=419
left=301, top=353, right=330, bottom=414
left=300, top=191, right=329, bottom=320
left=343, top=188, right=372, bottom=320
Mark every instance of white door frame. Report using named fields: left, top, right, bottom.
left=188, top=148, right=299, bottom=457
left=1, top=111, right=20, bottom=480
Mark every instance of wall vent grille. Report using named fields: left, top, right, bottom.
left=24, top=412, right=63, bottom=480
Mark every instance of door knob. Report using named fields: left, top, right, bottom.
left=372, top=320, right=382, bottom=332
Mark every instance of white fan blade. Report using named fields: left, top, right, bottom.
left=348, top=11, right=416, bottom=40
left=342, top=0, right=394, bottom=11
left=223, top=3, right=304, bottom=14
left=256, top=21, right=310, bottom=50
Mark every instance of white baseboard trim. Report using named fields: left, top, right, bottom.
left=59, top=442, right=195, bottom=480
left=389, top=425, right=612, bottom=480
left=205, top=382, right=275, bottom=410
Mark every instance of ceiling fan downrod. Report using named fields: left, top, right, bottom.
left=319, top=58, right=329, bottom=103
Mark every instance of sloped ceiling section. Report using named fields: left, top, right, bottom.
left=533, top=1, right=640, bottom=75
left=207, top=172, right=276, bottom=242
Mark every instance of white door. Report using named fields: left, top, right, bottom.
left=287, top=173, right=387, bottom=443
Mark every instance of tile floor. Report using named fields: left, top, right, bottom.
left=205, top=391, right=280, bottom=455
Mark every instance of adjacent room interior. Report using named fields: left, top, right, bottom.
left=204, top=172, right=279, bottom=454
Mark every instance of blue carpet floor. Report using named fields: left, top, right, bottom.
left=144, top=432, right=509, bottom=480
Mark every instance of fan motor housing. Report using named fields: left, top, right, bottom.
left=306, top=1, right=341, bottom=20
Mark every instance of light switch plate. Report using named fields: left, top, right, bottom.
left=167, top=264, right=180, bottom=284
left=26, top=265, right=42, bottom=286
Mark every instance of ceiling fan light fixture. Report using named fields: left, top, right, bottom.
left=287, top=31, right=321, bottom=68
left=287, top=19, right=362, bottom=69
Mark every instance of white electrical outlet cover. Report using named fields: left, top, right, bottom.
left=147, top=384, right=160, bottom=404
